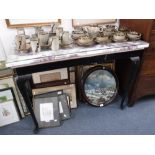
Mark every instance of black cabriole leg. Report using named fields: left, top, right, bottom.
left=16, top=75, right=39, bottom=133
left=120, top=56, right=140, bottom=109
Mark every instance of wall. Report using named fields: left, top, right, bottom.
left=0, top=37, right=6, bottom=60
left=0, top=19, right=118, bottom=61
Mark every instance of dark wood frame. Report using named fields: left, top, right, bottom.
left=81, top=65, right=119, bottom=107
left=72, top=19, right=117, bottom=27
left=5, top=19, right=61, bottom=28
left=76, top=62, right=115, bottom=101
left=32, top=68, right=70, bottom=88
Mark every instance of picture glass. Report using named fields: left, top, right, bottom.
left=40, top=103, right=54, bottom=122
left=84, top=69, right=117, bottom=106
left=0, top=100, right=19, bottom=126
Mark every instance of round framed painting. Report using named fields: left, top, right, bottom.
left=81, top=66, right=119, bottom=107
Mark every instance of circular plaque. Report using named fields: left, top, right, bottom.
left=81, top=66, right=119, bottom=107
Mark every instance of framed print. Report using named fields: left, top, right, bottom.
left=81, top=66, right=119, bottom=107
left=32, top=84, right=77, bottom=108
left=0, top=77, right=25, bottom=117
left=72, top=19, right=116, bottom=27
left=76, top=62, right=115, bottom=102
left=0, top=87, right=20, bottom=127
left=33, top=96, right=61, bottom=128
left=34, top=91, right=71, bottom=120
left=5, top=19, right=61, bottom=28
left=32, top=68, right=69, bottom=87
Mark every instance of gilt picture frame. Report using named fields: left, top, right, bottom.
left=5, top=19, right=61, bottom=28
left=72, top=19, right=116, bottom=27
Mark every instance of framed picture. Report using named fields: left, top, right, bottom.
left=32, top=84, right=77, bottom=108
left=5, top=19, right=61, bottom=28
left=32, top=68, right=69, bottom=85
left=0, top=87, right=20, bottom=127
left=76, top=61, right=115, bottom=102
left=72, top=19, right=116, bottom=27
left=34, top=91, right=71, bottom=120
left=81, top=66, right=119, bottom=107
left=0, top=76, right=25, bottom=117
left=33, top=96, right=61, bottom=128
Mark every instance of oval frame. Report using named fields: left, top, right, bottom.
left=81, top=65, right=119, bottom=107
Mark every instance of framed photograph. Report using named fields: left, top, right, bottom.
left=32, top=84, right=77, bottom=108
left=33, top=96, right=61, bottom=128
left=32, top=68, right=70, bottom=87
left=72, top=19, right=116, bottom=27
left=5, top=19, right=61, bottom=28
left=0, top=87, right=20, bottom=127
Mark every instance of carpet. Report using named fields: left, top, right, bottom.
left=0, top=96, right=155, bottom=135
